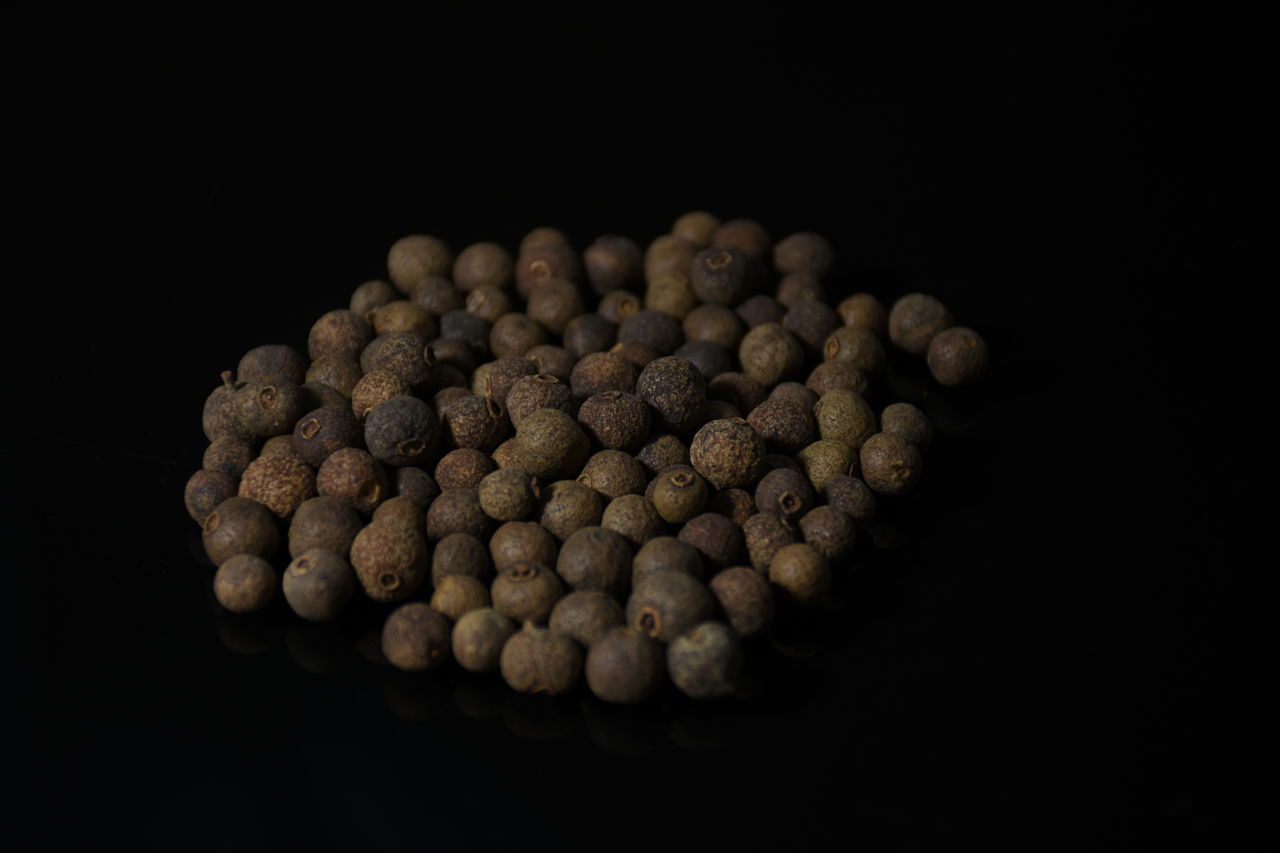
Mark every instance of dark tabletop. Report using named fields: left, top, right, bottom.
left=5, top=6, right=1265, bottom=850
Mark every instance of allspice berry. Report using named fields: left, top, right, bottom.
left=824, top=325, right=887, bottom=377
left=743, top=512, right=799, bottom=573
left=473, top=355, right=538, bottom=404
left=550, top=591, right=625, bottom=647
left=637, top=356, right=706, bottom=431
left=838, top=293, right=888, bottom=337
left=435, top=448, right=496, bottom=491
left=432, top=532, right=492, bottom=587
left=774, top=231, right=834, bottom=278
left=557, top=526, right=632, bottom=598
left=806, top=361, right=870, bottom=398
left=644, top=234, right=698, bottom=284
left=491, top=561, right=565, bottom=624
left=305, top=354, right=362, bottom=397
left=782, top=300, right=840, bottom=353
left=651, top=467, right=709, bottom=524
left=477, top=467, right=539, bottom=521
left=288, top=496, right=363, bottom=558
left=371, top=494, right=425, bottom=535
left=430, top=574, right=491, bottom=621
left=308, top=309, right=373, bottom=360
left=577, top=391, right=651, bottom=451
left=707, top=372, right=768, bottom=415
left=283, top=549, right=356, bottom=621
left=235, top=378, right=306, bottom=438
left=736, top=294, right=786, bottom=329
left=611, top=339, right=660, bottom=370
left=795, top=439, right=858, bottom=492
left=452, top=608, right=515, bottom=672
left=526, top=278, right=585, bottom=336
left=577, top=450, right=646, bottom=500
left=712, top=217, right=771, bottom=260
left=351, top=279, right=397, bottom=316
left=672, top=210, right=721, bottom=248
left=563, top=313, right=618, bottom=360
left=584, top=234, right=643, bottom=294
left=185, top=470, right=238, bottom=525
left=675, top=340, right=732, bottom=381
left=768, top=543, right=830, bottom=607
left=709, top=567, right=775, bottom=638
left=708, top=488, right=756, bottom=527
left=880, top=402, right=933, bottom=450
left=618, top=309, right=684, bottom=355
left=363, top=331, right=432, bottom=389
left=798, top=505, right=857, bottom=560
left=440, top=310, right=492, bottom=358
left=824, top=474, right=878, bottom=524
left=237, top=344, right=307, bottom=385
left=382, top=602, right=452, bottom=671
left=350, top=521, right=429, bottom=603
left=538, top=480, right=603, bottom=541
left=600, top=494, right=665, bottom=546
left=888, top=293, right=954, bottom=354
left=689, top=418, right=764, bottom=490
left=350, top=370, right=409, bottom=421
left=443, top=394, right=508, bottom=451
left=677, top=512, right=744, bottom=570
left=525, top=345, right=576, bottom=383
left=667, top=622, right=743, bottom=700
left=238, top=453, right=316, bottom=519
left=626, top=570, right=715, bottom=643
left=499, top=625, right=582, bottom=695
left=683, top=304, right=746, bottom=350
left=517, top=242, right=582, bottom=299
left=859, top=433, right=924, bottom=496
left=506, top=374, right=572, bottom=427
left=412, top=275, right=464, bottom=315
left=776, top=272, right=826, bottom=307
left=316, top=447, right=388, bottom=514
left=690, top=247, right=754, bottom=306
left=644, top=271, right=698, bottom=320
left=292, top=406, right=363, bottom=468
left=371, top=300, right=437, bottom=339
left=754, top=467, right=815, bottom=519
left=387, top=234, right=453, bottom=293
left=213, top=555, right=278, bottom=614
left=489, top=312, right=547, bottom=359
left=426, top=487, right=490, bottom=541
left=632, top=536, right=704, bottom=586
left=738, top=323, right=804, bottom=387
left=514, top=408, right=589, bottom=481
left=747, top=398, right=817, bottom=453
left=489, top=520, right=558, bottom=571
left=202, top=496, right=279, bottom=565
left=585, top=627, right=666, bottom=705
left=570, top=351, right=637, bottom=399
left=453, top=241, right=513, bottom=291
left=203, top=435, right=255, bottom=478
left=814, top=390, right=878, bottom=453
left=635, top=432, right=688, bottom=477
left=926, top=326, right=989, bottom=386
left=598, top=289, right=642, bottom=324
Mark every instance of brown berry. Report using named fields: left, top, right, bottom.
left=213, top=554, right=277, bottom=614
left=585, top=626, right=665, bottom=704
left=499, top=624, right=581, bottom=695
left=382, top=602, right=451, bottom=671
left=491, top=561, right=565, bottom=625
left=202, top=496, right=279, bottom=566
left=709, top=567, right=774, bottom=638
left=888, top=293, right=954, bottom=354
left=859, top=433, right=924, bottom=496
left=316, top=447, right=388, bottom=514
left=350, top=522, right=429, bottom=603
left=926, top=326, right=988, bottom=386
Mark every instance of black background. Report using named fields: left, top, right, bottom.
left=5, top=4, right=1266, bottom=850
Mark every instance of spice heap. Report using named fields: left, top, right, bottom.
left=186, top=213, right=986, bottom=703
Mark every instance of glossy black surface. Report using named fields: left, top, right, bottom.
left=7, top=8, right=1262, bottom=850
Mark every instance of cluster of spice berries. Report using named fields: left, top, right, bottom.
left=186, top=213, right=984, bottom=703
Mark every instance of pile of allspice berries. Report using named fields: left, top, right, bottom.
left=186, top=212, right=988, bottom=703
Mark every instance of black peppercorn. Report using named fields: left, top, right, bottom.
left=290, top=406, right=361, bottom=468
left=283, top=548, right=357, bottom=621
left=364, top=395, right=438, bottom=468
left=213, top=554, right=278, bottom=614
left=364, top=331, right=433, bottom=389
left=382, top=602, right=452, bottom=671
left=585, top=627, right=666, bottom=705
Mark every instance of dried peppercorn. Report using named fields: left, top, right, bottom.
left=598, top=289, right=642, bottom=324
left=491, top=561, right=565, bottom=624
left=570, top=351, right=637, bottom=400
left=435, top=448, right=496, bottom=491
left=538, top=479, right=603, bottom=541
left=526, top=278, right=585, bottom=336
left=600, top=494, right=665, bottom=546
left=584, top=234, right=643, bottom=294
left=690, top=247, right=754, bottom=306
left=453, top=241, right=513, bottom=291
left=430, top=574, right=491, bottom=621
left=203, top=435, right=255, bottom=479
left=291, top=406, right=362, bottom=468
left=683, top=304, right=746, bottom=350
left=202, top=496, right=279, bottom=566
left=689, top=418, right=764, bottom=491
left=746, top=398, right=816, bottom=453
left=563, top=313, right=618, bottom=360
left=667, top=622, right=743, bottom=699
left=477, top=467, right=539, bottom=521
left=806, top=361, right=870, bottom=398
left=557, top=526, right=632, bottom=598
left=472, top=356, right=538, bottom=404
left=489, top=521, right=558, bottom=572
left=824, top=325, right=887, bottom=377
left=364, top=395, right=438, bottom=468
left=707, top=372, right=768, bottom=415
left=288, top=496, right=363, bottom=558
left=350, top=521, right=429, bottom=603
left=651, top=466, right=710, bottom=524
left=926, top=326, right=989, bottom=386
left=738, top=323, right=804, bottom=387
left=443, top=394, right=508, bottom=451
left=644, top=272, right=698, bottom=320
left=578, top=450, right=646, bottom=500
left=382, top=602, right=452, bottom=671
left=452, top=608, right=516, bottom=672
left=185, top=470, right=238, bottom=526
left=372, top=495, right=425, bottom=535
left=364, top=331, right=433, bottom=389
left=626, top=570, right=715, bottom=643
left=577, top=391, right=651, bottom=452
left=711, top=218, right=771, bottom=260
left=823, top=474, right=878, bottom=524
left=305, top=354, right=362, bottom=397
left=672, top=210, right=721, bottom=247
left=499, top=624, right=582, bottom=695
left=585, top=627, right=666, bottom=704
left=888, top=293, right=954, bottom=354
left=516, top=241, right=582, bottom=299
left=426, top=487, right=490, bottom=541
left=489, top=312, right=547, bottom=358
left=316, top=447, right=388, bottom=514
left=236, top=378, right=306, bottom=438
left=709, top=567, right=774, bottom=638
left=754, top=467, right=815, bottom=519
left=768, top=543, right=830, bottom=607
left=776, top=272, right=826, bottom=307
left=773, top=231, right=834, bottom=278
left=550, top=591, right=625, bottom=647
left=411, top=275, right=464, bottom=316
left=431, top=532, right=492, bottom=587
left=795, top=439, right=858, bottom=492
left=237, top=344, right=307, bottom=385
left=524, top=345, right=576, bottom=383
left=387, top=234, right=453, bottom=293
left=283, top=549, right=356, bottom=621
left=677, top=512, right=744, bottom=570
left=440, top=309, right=492, bottom=358
left=644, top=234, right=698, bottom=284
left=635, top=432, right=688, bottom=477
left=618, top=309, right=684, bottom=355
left=350, top=279, right=398, bottom=317
left=708, top=488, right=755, bottom=527
left=514, top=408, right=590, bottom=481
left=308, top=309, right=373, bottom=361
left=636, top=356, right=706, bottom=431
left=632, top=536, right=704, bottom=585
left=350, top=370, right=410, bottom=421
left=238, top=453, right=316, bottom=519
left=743, top=512, right=799, bottom=573
left=880, top=402, right=933, bottom=450
left=782, top=300, right=840, bottom=353
left=213, top=555, right=278, bottom=614
left=736, top=294, right=786, bottom=329
left=675, top=340, right=732, bottom=381
left=372, top=300, right=437, bottom=340
left=798, top=505, right=857, bottom=560
left=814, top=390, right=877, bottom=453
left=837, top=293, right=888, bottom=337
left=859, top=433, right=924, bottom=496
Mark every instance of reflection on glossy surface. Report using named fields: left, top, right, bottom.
left=214, top=612, right=272, bottom=655
left=382, top=669, right=451, bottom=723
left=501, top=692, right=577, bottom=742
left=578, top=696, right=661, bottom=756
left=452, top=673, right=503, bottom=721
left=285, top=622, right=354, bottom=675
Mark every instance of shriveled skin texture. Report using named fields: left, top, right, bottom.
left=202, top=496, right=279, bottom=566
left=667, top=621, right=743, bottom=699
left=316, top=448, right=389, bottom=515
left=636, top=357, right=705, bottom=430
left=308, top=309, right=373, bottom=360
left=235, top=378, right=305, bottom=438
left=707, top=372, right=767, bottom=415
left=768, top=543, right=831, bottom=607
left=880, top=402, right=933, bottom=450
left=237, top=344, right=307, bottom=385
left=185, top=470, right=238, bottom=525
left=822, top=474, right=878, bottom=525
left=387, top=234, right=454, bottom=293
left=435, top=448, right=495, bottom=491
left=499, top=626, right=582, bottom=695
left=490, top=561, right=564, bottom=625
left=381, top=602, right=452, bottom=672
left=350, top=370, right=409, bottom=421
left=443, top=394, right=508, bottom=451
left=585, top=627, right=666, bottom=705
left=651, top=468, right=709, bottom=524
left=365, top=331, right=432, bottom=389
left=516, top=458, right=589, bottom=526
left=237, top=454, right=316, bottom=519
left=506, top=374, right=573, bottom=427
left=678, top=512, right=744, bottom=570
left=814, top=390, right=877, bottom=454
left=618, top=309, right=684, bottom=355
left=709, top=489, right=756, bottom=528
left=690, top=247, right=753, bottom=306
left=431, top=532, right=492, bottom=587
left=709, top=567, right=775, bottom=638
left=425, top=488, right=490, bottom=541
left=577, top=391, right=652, bottom=451
left=738, top=323, right=804, bottom=387
left=365, top=395, right=439, bottom=468
left=635, top=433, right=688, bottom=477
left=806, top=361, right=870, bottom=398
left=292, top=405, right=363, bottom=468
left=860, top=433, right=924, bottom=496
left=689, top=419, right=764, bottom=491
left=744, top=512, right=799, bottom=574
left=452, top=608, right=515, bottom=672
left=796, top=439, right=858, bottom=492
left=798, top=505, right=857, bottom=561
left=429, top=575, right=491, bottom=622
left=371, top=300, right=437, bottom=339
left=350, top=522, right=428, bottom=603
left=213, top=555, right=277, bottom=614
left=488, top=521, right=558, bottom=571
left=550, top=591, right=625, bottom=647
left=475, top=356, right=538, bottom=404
left=514, top=408, right=589, bottom=480
left=578, top=450, right=647, bottom=500
left=926, top=326, right=989, bottom=386
left=477, top=467, right=538, bottom=521
left=600, top=494, right=665, bottom=546
left=203, top=374, right=252, bottom=442
left=747, top=398, right=817, bottom=454
left=838, top=293, right=888, bottom=337
left=283, top=548, right=356, bottom=621
left=570, top=351, right=637, bottom=400
left=625, top=570, right=715, bottom=643
left=888, top=293, right=954, bottom=355
left=556, top=526, right=632, bottom=598
left=824, top=326, right=887, bottom=377
left=782, top=300, right=839, bottom=353
left=288, top=496, right=363, bottom=558
left=755, top=467, right=815, bottom=520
